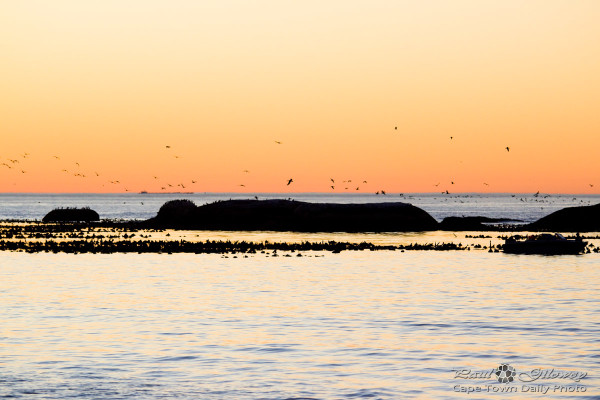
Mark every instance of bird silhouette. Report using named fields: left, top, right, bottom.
left=243, top=170, right=250, bottom=173
left=330, top=178, right=335, bottom=183
left=450, top=136, right=453, bottom=140
left=287, top=178, right=293, bottom=185
left=331, top=185, right=335, bottom=189
left=483, top=182, right=489, bottom=186
left=166, top=145, right=171, bottom=149
left=275, top=140, right=282, bottom=145
left=239, top=184, right=245, bottom=187
left=363, top=180, right=367, bottom=183
left=506, top=147, right=510, bottom=152
left=590, top=184, right=594, bottom=187
left=381, top=190, right=386, bottom=195
left=434, top=182, right=440, bottom=187
left=394, top=126, right=397, bottom=130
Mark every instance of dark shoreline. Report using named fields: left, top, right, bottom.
left=0, top=199, right=597, bottom=254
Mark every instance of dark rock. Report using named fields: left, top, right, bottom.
left=43, top=207, right=100, bottom=222
left=527, top=203, right=600, bottom=232
left=156, top=199, right=196, bottom=222
left=145, top=199, right=439, bottom=232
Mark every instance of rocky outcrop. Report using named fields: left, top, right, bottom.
left=527, top=203, right=600, bottom=232
left=42, top=207, right=100, bottom=222
left=144, top=199, right=439, bottom=232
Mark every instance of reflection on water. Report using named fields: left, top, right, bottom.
left=1, top=251, right=598, bottom=399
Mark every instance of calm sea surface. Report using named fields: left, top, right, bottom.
left=1, top=194, right=599, bottom=399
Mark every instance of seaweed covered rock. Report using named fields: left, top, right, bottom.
left=43, top=207, right=100, bottom=222
left=146, top=199, right=439, bottom=232
left=527, top=203, right=600, bottom=232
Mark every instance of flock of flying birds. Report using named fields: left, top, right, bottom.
left=1, top=130, right=596, bottom=194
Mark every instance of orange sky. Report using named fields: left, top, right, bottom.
left=1, top=1, right=599, bottom=193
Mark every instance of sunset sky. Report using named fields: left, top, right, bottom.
left=1, top=1, right=599, bottom=193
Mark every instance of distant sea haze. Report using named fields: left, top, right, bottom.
left=0, top=193, right=598, bottom=223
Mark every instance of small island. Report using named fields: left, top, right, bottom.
left=42, top=207, right=100, bottom=223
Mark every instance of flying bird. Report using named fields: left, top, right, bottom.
left=287, top=178, right=293, bottom=185
left=166, top=145, right=171, bottom=149
left=274, top=140, right=282, bottom=145
left=381, top=190, right=386, bottom=195
left=394, top=126, right=397, bottom=130
left=506, top=147, right=510, bottom=152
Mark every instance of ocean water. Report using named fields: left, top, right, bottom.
left=1, top=194, right=599, bottom=399
left=1, top=251, right=598, bottom=399
left=0, top=192, right=599, bottom=222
